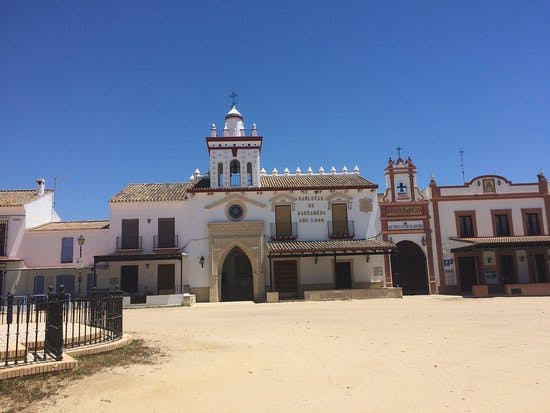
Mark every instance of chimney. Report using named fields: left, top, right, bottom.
left=36, top=178, right=45, bottom=196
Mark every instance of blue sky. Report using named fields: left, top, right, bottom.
left=1, top=1, right=549, bottom=220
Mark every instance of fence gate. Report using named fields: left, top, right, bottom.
left=45, top=297, right=64, bottom=361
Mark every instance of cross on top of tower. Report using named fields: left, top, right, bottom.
left=396, top=146, right=402, bottom=158
left=229, top=91, right=238, bottom=107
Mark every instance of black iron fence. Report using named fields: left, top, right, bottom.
left=1, top=286, right=123, bottom=369
left=116, top=235, right=143, bottom=250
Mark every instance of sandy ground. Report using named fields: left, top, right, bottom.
left=31, top=296, right=550, bottom=413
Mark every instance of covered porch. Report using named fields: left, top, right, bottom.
left=266, top=239, right=400, bottom=300
left=93, top=252, right=187, bottom=304
left=451, top=236, right=550, bottom=296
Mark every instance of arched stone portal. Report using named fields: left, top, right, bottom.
left=221, top=247, right=253, bottom=301
left=391, top=240, right=429, bottom=295
left=207, top=221, right=265, bottom=302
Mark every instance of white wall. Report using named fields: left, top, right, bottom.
left=24, top=192, right=59, bottom=229
left=24, top=228, right=110, bottom=268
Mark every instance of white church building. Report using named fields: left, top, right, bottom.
left=1, top=105, right=396, bottom=302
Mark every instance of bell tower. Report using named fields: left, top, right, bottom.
left=383, top=147, right=419, bottom=202
left=206, top=105, right=262, bottom=189
left=379, top=148, right=437, bottom=294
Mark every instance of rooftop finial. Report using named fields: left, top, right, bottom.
left=229, top=91, right=238, bottom=108
left=396, top=146, right=402, bottom=158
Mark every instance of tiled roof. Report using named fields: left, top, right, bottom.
left=110, top=183, right=191, bottom=203
left=189, top=174, right=377, bottom=192
left=451, top=236, right=550, bottom=251
left=0, top=190, right=52, bottom=207
left=267, top=239, right=394, bottom=256
left=260, top=174, right=376, bottom=189
left=30, top=220, right=110, bottom=231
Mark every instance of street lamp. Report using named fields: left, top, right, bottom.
left=77, top=234, right=85, bottom=294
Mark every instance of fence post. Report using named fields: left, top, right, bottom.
left=45, top=286, right=64, bottom=361
left=6, top=292, right=13, bottom=325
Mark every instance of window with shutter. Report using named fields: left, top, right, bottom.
left=60, top=237, right=74, bottom=263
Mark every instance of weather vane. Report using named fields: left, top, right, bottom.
left=229, top=91, right=238, bottom=107
left=396, top=146, right=402, bottom=158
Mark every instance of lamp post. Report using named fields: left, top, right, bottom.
left=77, top=234, right=85, bottom=294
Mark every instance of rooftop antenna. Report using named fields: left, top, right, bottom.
left=53, top=176, right=63, bottom=208
left=229, top=91, right=238, bottom=108
left=459, top=148, right=465, bottom=184
left=52, top=176, right=63, bottom=220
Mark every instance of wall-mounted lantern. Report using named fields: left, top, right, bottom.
left=199, top=256, right=205, bottom=268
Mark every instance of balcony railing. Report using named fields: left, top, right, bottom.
left=116, top=236, right=142, bottom=250
left=328, top=221, right=355, bottom=239
left=153, top=234, right=180, bottom=249
left=270, top=222, right=298, bottom=240
left=210, top=128, right=259, bottom=137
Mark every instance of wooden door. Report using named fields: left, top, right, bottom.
left=275, top=205, right=292, bottom=237
left=534, top=254, right=547, bottom=282
left=335, top=262, right=352, bottom=289
left=121, top=265, right=139, bottom=293
left=458, top=256, right=477, bottom=292
left=274, top=260, right=298, bottom=296
left=391, top=241, right=429, bottom=294
left=498, top=255, right=516, bottom=285
left=331, top=203, right=348, bottom=236
left=157, top=264, right=175, bottom=294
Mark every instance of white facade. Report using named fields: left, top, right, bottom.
left=429, top=174, right=550, bottom=293
left=3, top=108, right=549, bottom=300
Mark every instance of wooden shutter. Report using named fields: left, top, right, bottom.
left=60, top=237, right=74, bottom=263
left=0, top=222, right=6, bottom=256
left=158, top=218, right=175, bottom=248
left=122, top=219, right=139, bottom=249
left=275, top=205, right=292, bottom=237
left=331, top=203, right=348, bottom=235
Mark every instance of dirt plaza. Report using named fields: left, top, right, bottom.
left=29, top=296, right=550, bottom=413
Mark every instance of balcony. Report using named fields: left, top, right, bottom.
left=210, top=128, right=259, bottom=137
left=116, top=236, right=143, bottom=251
left=153, top=234, right=180, bottom=250
left=328, top=221, right=355, bottom=239
left=270, top=222, right=298, bottom=241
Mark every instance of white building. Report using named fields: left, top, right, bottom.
left=98, top=105, right=395, bottom=302
left=429, top=172, right=550, bottom=294
left=379, top=153, right=550, bottom=296
left=0, top=179, right=110, bottom=296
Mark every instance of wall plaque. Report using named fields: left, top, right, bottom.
left=388, top=220, right=423, bottom=230
left=386, top=205, right=423, bottom=217
left=359, top=198, right=373, bottom=212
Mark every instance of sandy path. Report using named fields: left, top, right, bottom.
left=32, top=296, right=550, bottom=412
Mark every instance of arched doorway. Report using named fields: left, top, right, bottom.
left=221, top=247, right=253, bottom=301
left=391, top=241, right=429, bottom=295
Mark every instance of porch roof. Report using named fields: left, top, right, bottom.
left=451, top=236, right=550, bottom=252
left=267, top=239, right=394, bottom=257
left=94, top=252, right=186, bottom=263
